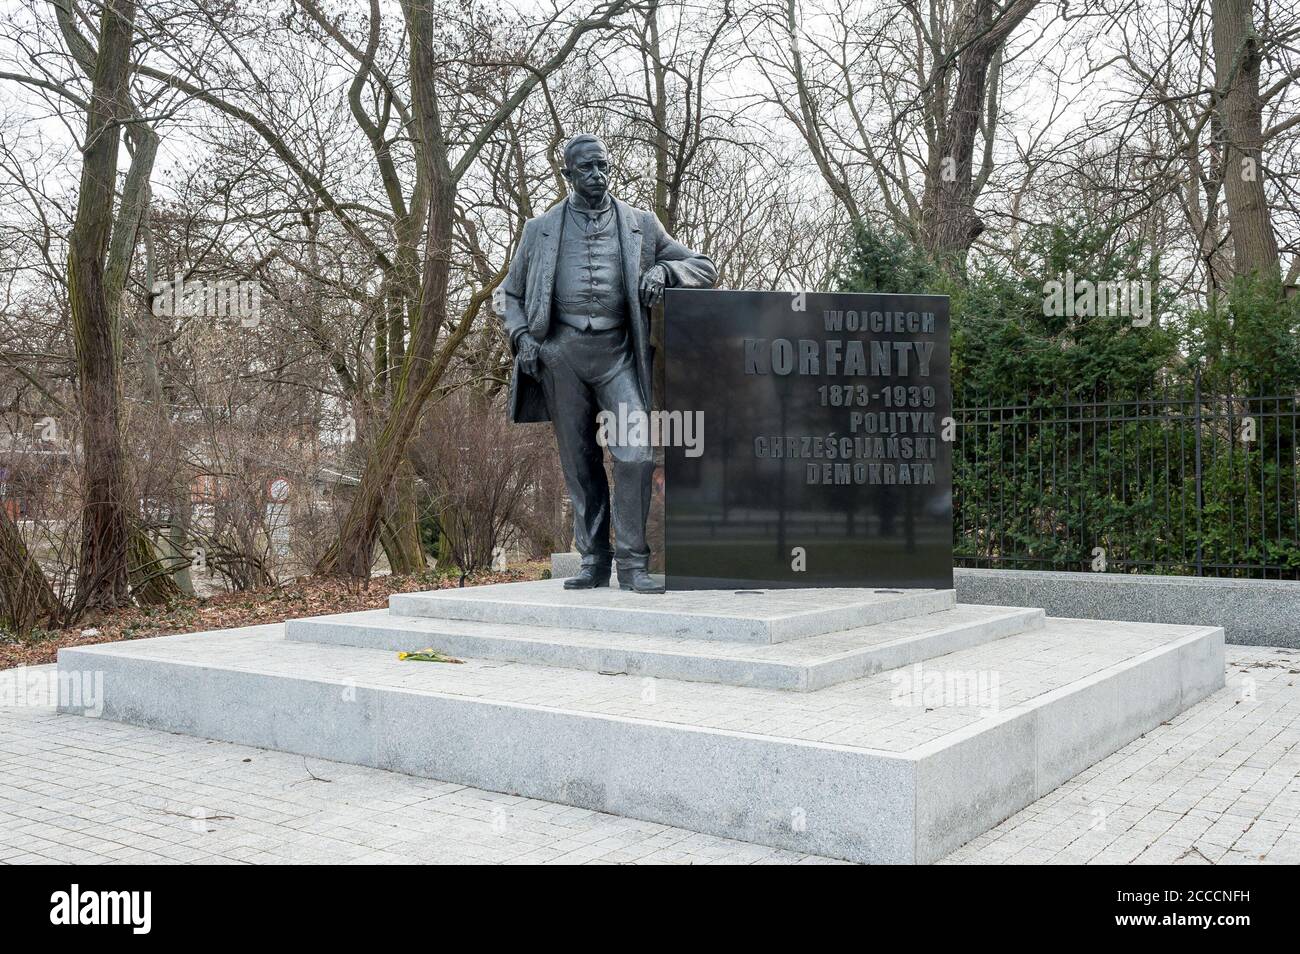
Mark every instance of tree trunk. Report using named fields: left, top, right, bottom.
left=646, top=2, right=671, bottom=229
left=646, top=3, right=670, bottom=414
left=138, top=214, right=194, bottom=597
left=0, top=506, right=60, bottom=635
left=919, top=0, right=1038, bottom=267
left=315, top=178, right=457, bottom=579
left=315, top=0, right=621, bottom=578
left=316, top=0, right=457, bottom=579
left=67, top=0, right=137, bottom=613
left=379, top=459, right=426, bottom=574
left=1211, top=0, right=1281, bottom=278
left=166, top=501, right=196, bottom=597
left=128, top=527, right=182, bottom=605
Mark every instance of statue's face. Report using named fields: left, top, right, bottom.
left=563, top=140, right=611, bottom=206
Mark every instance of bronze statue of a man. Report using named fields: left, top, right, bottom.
left=498, top=134, right=717, bottom=594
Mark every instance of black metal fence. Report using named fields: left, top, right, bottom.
left=953, top=381, right=1300, bottom=579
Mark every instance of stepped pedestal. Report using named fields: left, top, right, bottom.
left=56, top=578, right=1223, bottom=863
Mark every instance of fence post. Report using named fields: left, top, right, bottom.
left=1194, top=367, right=1204, bottom=576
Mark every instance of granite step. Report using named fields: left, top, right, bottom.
left=285, top=603, right=1045, bottom=691
left=57, top=614, right=1225, bottom=863
left=387, top=578, right=955, bottom=643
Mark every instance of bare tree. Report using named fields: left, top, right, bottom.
left=744, top=0, right=1050, bottom=267
left=918, top=0, right=1041, bottom=261
left=314, top=0, right=633, bottom=578
left=1212, top=0, right=1282, bottom=278
left=65, top=0, right=138, bottom=610
left=0, top=502, right=59, bottom=633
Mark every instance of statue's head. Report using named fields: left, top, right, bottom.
left=561, top=134, right=611, bottom=206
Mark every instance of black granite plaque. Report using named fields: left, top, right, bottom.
left=663, top=289, right=952, bottom=590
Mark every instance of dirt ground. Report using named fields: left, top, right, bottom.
left=1, top=562, right=550, bottom=669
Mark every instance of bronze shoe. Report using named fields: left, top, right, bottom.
left=563, top=564, right=611, bottom=589
left=617, top=566, right=665, bottom=594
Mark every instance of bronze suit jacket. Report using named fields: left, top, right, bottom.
left=497, top=196, right=717, bottom=424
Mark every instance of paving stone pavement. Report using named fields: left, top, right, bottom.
left=940, top=644, right=1300, bottom=866
left=0, top=645, right=1296, bottom=865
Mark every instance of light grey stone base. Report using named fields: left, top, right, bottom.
left=955, top=568, right=1300, bottom=648
left=551, top=551, right=581, bottom=577
left=391, top=578, right=955, bottom=644
left=286, top=604, right=1045, bottom=691
left=553, top=553, right=1300, bottom=648
left=55, top=575, right=1225, bottom=864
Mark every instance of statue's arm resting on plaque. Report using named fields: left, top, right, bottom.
left=648, top=213, right=717, bottom=293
